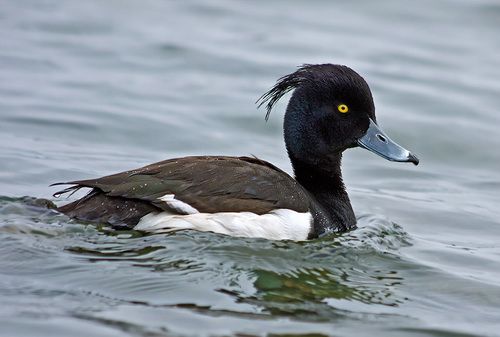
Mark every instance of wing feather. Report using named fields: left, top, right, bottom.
left=53, top=156, right=310, bottom=215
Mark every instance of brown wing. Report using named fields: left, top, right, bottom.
left=53, top=156, right=310, bottom=217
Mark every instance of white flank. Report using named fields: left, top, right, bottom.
left=134, top=209, right=312, bottom=241
left=158, top=194, right=199, bottom=214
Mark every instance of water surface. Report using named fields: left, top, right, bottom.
left=1, top=1, right=500, bottom=336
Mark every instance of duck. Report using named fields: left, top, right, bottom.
left=52, top=64, right=419, bottom=241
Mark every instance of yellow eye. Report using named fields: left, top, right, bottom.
left=337, top=104, right=349, bottom=113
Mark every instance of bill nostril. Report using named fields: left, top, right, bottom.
left=376, top=134, right=387, bottom=143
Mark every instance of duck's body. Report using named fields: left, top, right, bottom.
left=53, top=64, right=418, bottom=240
left=54, top=155, right=352, bottom=240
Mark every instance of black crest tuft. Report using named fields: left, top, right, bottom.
left=256, top=64, right=369, bottom=121
left=256, top=64, right=317, bottom=121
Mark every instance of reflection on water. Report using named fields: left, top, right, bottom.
left=1, top=198, right=412, bottom=324
left=233, top=266, right=404, bottom=319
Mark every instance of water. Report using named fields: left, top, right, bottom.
left=1, top=1, right=500, bottom=336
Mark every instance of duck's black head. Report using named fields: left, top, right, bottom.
left=258, top=64, right=419, bottom=173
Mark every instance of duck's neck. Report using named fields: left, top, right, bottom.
left=290, top=154, right=356, bottom=236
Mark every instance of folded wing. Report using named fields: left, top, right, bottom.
left=53, top=156, right=310, bottom=227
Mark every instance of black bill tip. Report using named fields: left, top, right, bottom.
left=408, top=153, right=419, bottom=166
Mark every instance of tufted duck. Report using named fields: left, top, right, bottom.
left=52, top=64, right=419, bottom=240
